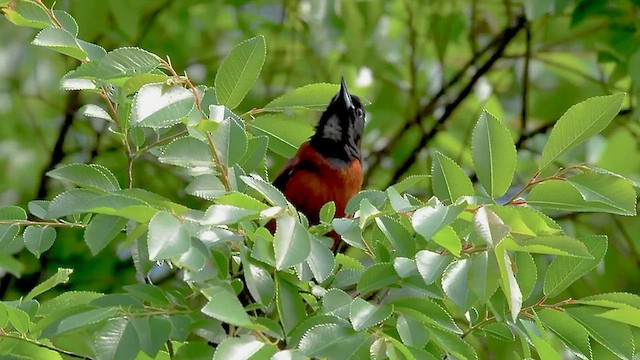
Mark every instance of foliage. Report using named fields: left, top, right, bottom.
left=1, top=0, right=640, bottom=359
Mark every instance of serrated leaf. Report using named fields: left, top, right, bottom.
left=147, top=211, right=190, bottom=261
left=131, top=83, right=195, bottom=128
left=201, top=286, right=252, bottom=328
left=4, top=304, right=30, bottom=334
left=241, top=174, right=288, bottom=207
left=432, top=151, right=474, bottom=203
left=202, top=204, right=257, bottom=225
left=393, top=257, right=419, bottom=278
left=215, top=35, right=266, bottom=109
left=84, top=214, right=128, bottom=255
left=23, top=268, right=73, bottom=302
left=427, top=324, right=478, bottom=360
left=539, top=93, right=624, bottom=170
left=0, top=206, right=27, bottom=221
left=248, top=113, right=313, bottom=158
left=130, top=317, right=172, bottom=357
left=397, top=314, right=430, bottom=348
left=349, top=298, right=393, bottom=331
left=544, top=235, right=607, bottom=297
left=598, top=307, right=640, bottom=329
left=567, top=306, right=634, bottom=360
left=264, top=83, right=344, bottom=111
left=442, top=259, right=478, bottom=310
left=319, top=201, right=336, bottom=224
left=95, top=317, right=140, bottom=360
left=240, top=251, right=275, bottom=307
left=502, top=236, right=591, bottom=258
left=345, top=190, right=387, bottom=214
left=47, top=163, right=120, bottom=192
left=495, top=244, right=522, bottom=322
left=321, top=289, right=353, bottom=320
left=80, top=104, right=112, bottom=122
left=186, top=174, right=226, bottom=200
left=433, top=226, right=462, bottom=257
left=298, top=323, right=370, bottom=359
left=376, top=216, right=415, bottom=257
left=478, top=322, right=514, bottom=342
left=158, top=136, right=214, bottom=168
left=32, top=27, right=87, bottom=60
left=578, top=292, right=640, bottom=309
left=514, top=252, right=537, bottom=301
left=240, top=135, right=268, bottom=173
left=473, top=206, right=511, bottom=248
left=306, top=236, right=335, bottom=282
left=3, top=0, right=53, bottom=29
left=54, top=307, right=118, bottom=336
left=213, top=335, right=276, bottom=360
left=96, top=47, right=162, bottom=81
left=568, top=172, right=636, bottom=216
left=491, top=206, right=563, bottom=239
left=275, top=273, right=307, bottom=335
left=416, top=250, right=453, bottom=285
left=468, top=251, right=501, bottom=303
left=412, top=202, right=465, bottom=241
left=23, top=225, right=56, bottom=258
left=211, top=113, right=247, bottom=167
left=472, top=110, right=516, bottom=197
left=356, top=263, right=399, bottom=294
left=538, top=309, right=591, bottom=360
left=274, top=215, right=311, bottom=270
left=52, top=10, right=78, bottom=36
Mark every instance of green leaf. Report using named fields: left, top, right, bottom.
left=578, top=292, right=640, bottom=309
left=397, top=314, right=430, bottom=348
left=201, top=285, right=252, bottom=328
left=174, top=342, right=215, bottom=360
left=95, top=317, right=140, bottom=360
left=274, top=215, right=311, bottom=270
left=4, top=304, right=30, bottom=334
left=501, top=236, right=591, bottom=258
left=473, top=206, right=511, bottom=248
left=3, top=0, right=53, bottom=29
left=514, top=252, right=537, bottom=301
left=539, top=93, right=624, bottom=170
left=52, top=9, right=78, bottom=36
left=471, top=110, right=516, bottom=197
left=213, top=335, right=277, bottom=360
left=47, top=163, right=120, bottom=192
left=32, top=27, right=87, bottom=60
left=23, top=225, right=56, bottom=258
left=427, top=324, right=478, bottom=360
left=241, top=251, right=275, bottom=307
left=123, top=284, right=170, bottom=306
left=241, top=174, right=288, bottom=207
left=527, top=179, right=635, bottom=215
left=298, top=323, right=370, bottom=359
left=84, top=214, right=128, bottom=255
left=216, top=192, right=269, bottom=211
left=598, top=307, right=640, bottom=329
left=215, top=35, right=266, bottom=109
left=345, top=190, right=388, bottom=214
left=131, top=83, right=195, bottom=128
left=376, top=216, right=415, bottom=257
left=442, top=259, right=478, bottom=310
left=147, top=211, right=190, bottom=261
left=275, top=272, right=307, bottom=335
left=393, top=257, right=419, bottom=278
left=54, top=307, right=118, bottom=335
left=248, top=113, right=313, bottom=158
left=495, top=244, right=522, bottom=321
left=415, top=250, right=453, bottom=285
left=96, top=47, right=162, bottom=82
left=544, top=235, right=607, bottom=297
left=321, top=289, right=353, bottom=320
left=319, top=201, right=336, bottom=224
left=567, top=306, right=634, bottom=360
left=431, top=151, right=474, bottom=203
left=0, top=206, right=27, bottom=220
left=80, top=104, right=113, bottom=122
left=306, top=236, right=335, bottom=282
left=538, top=309, right=591, bottom=360
left=357, top=263, right=400, bottom=295
left=186, top=174, right=226, bottom=200
left=491, top=206, right=562, bottom=239
left=349, top=298, right=393, bottom=331
left=158, top=136, right=214, bottom=168
left=23, top=268, right=73, bottom=302
left=202, top=204, right=257, bottom=225
left=211, top=112, right=248, bottom=167
left=433, top=226, right=462, bottom=257
left=240, top=135, right=268, bottom=174
left=568, top=172, right=637, bottom=216
left=264, top=83, right=344, bottom=111
left=477, top=322, right=514, bottom=342
left=468, top=252, right=501, bottom=303
left=130, top=317, right=172, bottom=357
left=412, top=202, right=465, bottom=241
left=121, top=73, right=168, bottom=96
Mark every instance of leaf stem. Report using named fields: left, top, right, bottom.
left=0, top=220, right=85, bottom=228
left=205, top=131, right=231, bottom=191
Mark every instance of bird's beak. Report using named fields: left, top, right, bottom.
left=339, top=77, right=353, bottom=109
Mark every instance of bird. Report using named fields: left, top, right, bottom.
left=272, top=78, right=365, bottom=249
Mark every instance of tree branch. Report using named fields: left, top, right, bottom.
left=384, top=15, right=527, bottom=187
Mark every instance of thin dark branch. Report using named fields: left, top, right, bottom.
left=518, top=21, right=531, bottom=146
left=385, top=15, right=527, bottom=187
left=364, top=15, right=524, bottom=186
left=36, top=91, right=80, bottom=199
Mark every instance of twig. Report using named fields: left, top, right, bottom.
left=518, top=21, right=531, bottom=145
left=205, top=132, right=231, bottom=191
left=0, top=220, right=86, bottom=228
left=0, top=333, right=93, bottom=360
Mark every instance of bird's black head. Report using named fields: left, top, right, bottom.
left=310, top=78, right=365, bottom=164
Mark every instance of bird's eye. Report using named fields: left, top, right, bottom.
left=355, top=108, right=364, bottom=118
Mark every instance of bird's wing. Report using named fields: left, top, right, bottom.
left=272, top=155, right=300, bottom=191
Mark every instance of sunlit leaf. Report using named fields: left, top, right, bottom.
left=215, top=35, right=266, bottom=109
